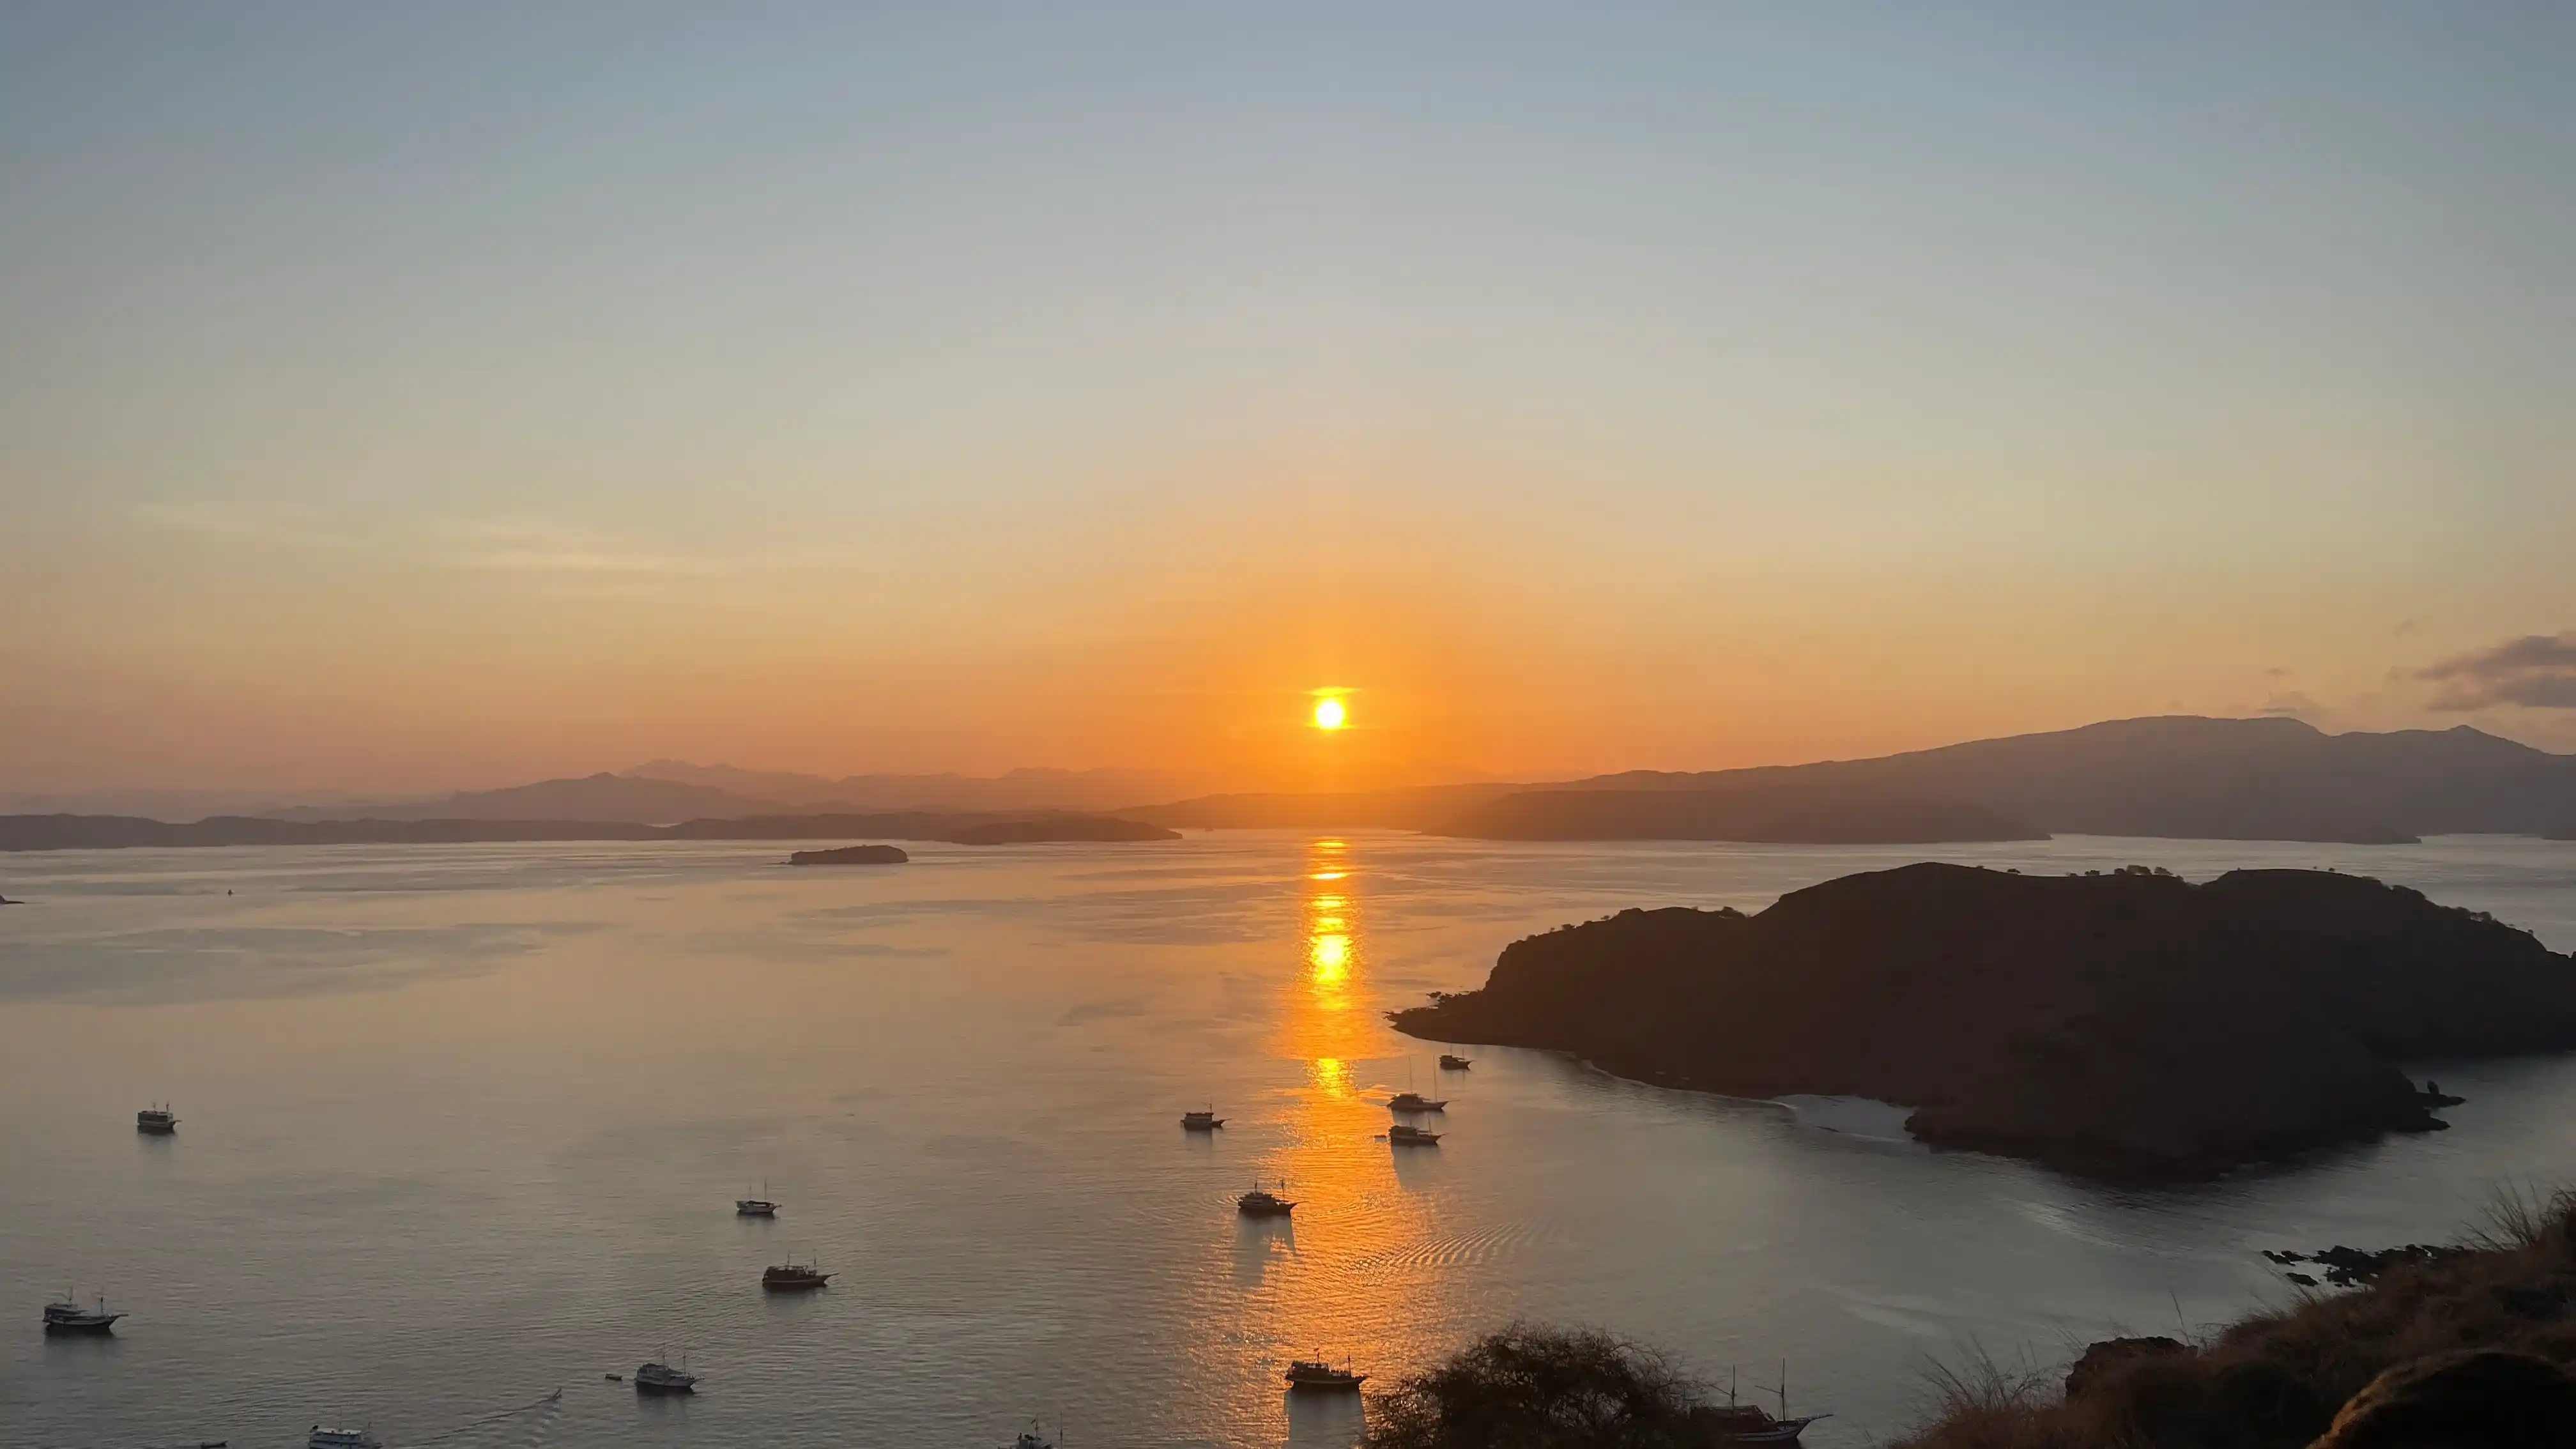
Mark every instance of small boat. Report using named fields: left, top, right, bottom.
left=136, top=1105, right=178, bottom=1135
left=1387, top=1092, right=1448, bottom=1112
left=1699, top=1406, right=1823, bottom=1444
left=1004, top=1421, right=1055, bottom=1449
left=735, top=1180, right=779, bottom=1216
left=1181, top=1106, right=1225, bottom=1131
left=42, top=1292, right=123, bottom=1334
left=307, top=1428, right=383, bottom=1449
left=762, top=1258, right=832, bottom=1291
left=1438, top=1054, right=1472, bottom=1070
left=1388, top=1123, right=1443, bottom=1146
left=1237, top=1179, right=1297, bottom=1216
left=633, top=1358, right=698, bottom=1394
left=1698, top=1364, right=1828, bottom=1443
left=1284, top=1358, right=1366, bottom=1390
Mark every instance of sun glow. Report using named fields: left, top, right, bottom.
left=1311, top=696, right=1347, bottom=730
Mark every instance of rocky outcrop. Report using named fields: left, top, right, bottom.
left=788, top=845, right=908, bottom=866
left=2309, top=1351, right=2576, bottom=1448
left=1393, top=862, right=2576, bottom=1176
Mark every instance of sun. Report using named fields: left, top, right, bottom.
left=1312, top=696, right=1347, bottom=730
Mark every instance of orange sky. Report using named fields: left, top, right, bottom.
left=4, top=8, right=2573, bottom=797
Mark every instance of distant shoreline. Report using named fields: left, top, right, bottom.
left=0, top=811, right=1179, bottom=854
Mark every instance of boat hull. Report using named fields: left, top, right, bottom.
left=43, top=1316, right=122, bottom=1335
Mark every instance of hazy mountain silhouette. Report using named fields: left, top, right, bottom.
left=625, top=761, right=1200, bottom=813
left=1135, top=716, right=2576, bottom=844
left=1546, top=716, right=2576, bottom=843
left=0, top=810, right=1177, bottom=852
left=1450, top=783, right=2040, bottom=843
left=263, top=772, right=769, bottom=825
left=1395, top=862, right=2576, bottom=1176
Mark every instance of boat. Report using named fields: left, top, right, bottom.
left=42, top=1292, right=123, bottom=1334
left=1004, top=1421, right=1055, bottom=1449
left=1696, top=1363, right=1828, bottom=1443
left=633, top=1358, right=698, bottom=1394
left=1181, top=1106, right=1225, bottom=1131
left=762, top=1257, right=832, bottom=1291
left=1386, top=1092, right=1448, bottom=1112
left=307, top=1429, right=382, bottom=1449
left=1236, top=1179, right=1297, bottom=1216
left=1388, top=1123, right=1443, bottom=1146
left=1284, top=1359, right=1366, bottom=1391
left=136, top=1104, right=178, bottom=1135
left=1438, top=1054, right=1472, bottom=1070
left=735, top=1180, right=779, bottom=1216
left=1698, top=1405, right=1823, bottom=1443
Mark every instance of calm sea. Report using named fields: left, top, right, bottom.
left=5, top=832, right=2575, bottom=1449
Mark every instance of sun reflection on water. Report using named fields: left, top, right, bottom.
left=1236, top=834, right=1445, bottom=1446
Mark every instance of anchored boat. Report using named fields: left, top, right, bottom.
left=1438, top=1054, right=1472, bottom=1070
left=42, top=1292, right=123, bottom=1335
left=1284, top=1359, right=1366, bottom=1391
left=1236, top=1179, right=1296, bottom=1217
left=735, top=1181, right=779, bottom=1216
left=634, top=1358, right=699, bottom=1394
left=136, top=1105, right=178, bottom=1135
left=762, top=1257, right=832, bottom=1291
left=1699, top=1364, right=1828, bottom=1443
left=1181, top=1106, right=1225, bottom=1131
left=1388, top=1123, right=1443, bottom=1146
left=307, top=1427, right=382, bottom=1449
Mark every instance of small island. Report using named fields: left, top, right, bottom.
left=1393, top=862, right=2576, bottom=1177
left=787, top=844, right=909, bottom=866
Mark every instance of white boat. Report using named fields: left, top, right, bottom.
left=307, top=1427, right=382, bottom=1449
left=42, top=1292, right=123, bottom=1334
left=634, top=1357, right=698, bottom=1394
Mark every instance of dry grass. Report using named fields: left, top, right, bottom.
left=1896, top=1190, right=2576, bottom=1448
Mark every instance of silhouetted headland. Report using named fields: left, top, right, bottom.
left=787, top=844, right=909, bottom=866
left=1393, top=862, right=2576, bottom=1177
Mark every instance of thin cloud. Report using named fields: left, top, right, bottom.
left=2417, top=631, right=2576, bottom=710
left=437, top=518, right=723, bottom=579
left=2258, top=691, right=2320, bottom=718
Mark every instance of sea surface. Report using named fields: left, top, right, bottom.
left=5, top=832, right=2576, bottom=1449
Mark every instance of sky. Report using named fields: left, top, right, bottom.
left=4, top=3, right=2573, bottom=799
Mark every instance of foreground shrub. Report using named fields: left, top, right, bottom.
left=1363, top=1323, right=1712, bottom=1449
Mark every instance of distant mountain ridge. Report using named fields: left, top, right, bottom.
left=31, top=715, right=2576, bottom=847
left=0, top=810, right=1178, bottom=852
left=262, top=764, right=1205, bottom=825
left=1133, top=717, right=2576, bottom=845
left=1507, top=716, right=2576, bottom=844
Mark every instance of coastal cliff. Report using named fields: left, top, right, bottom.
left=1392, top=863, right=2576, bottom=1176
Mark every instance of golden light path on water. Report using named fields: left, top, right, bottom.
left=1213, top=835, right=1457, bottom=1445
